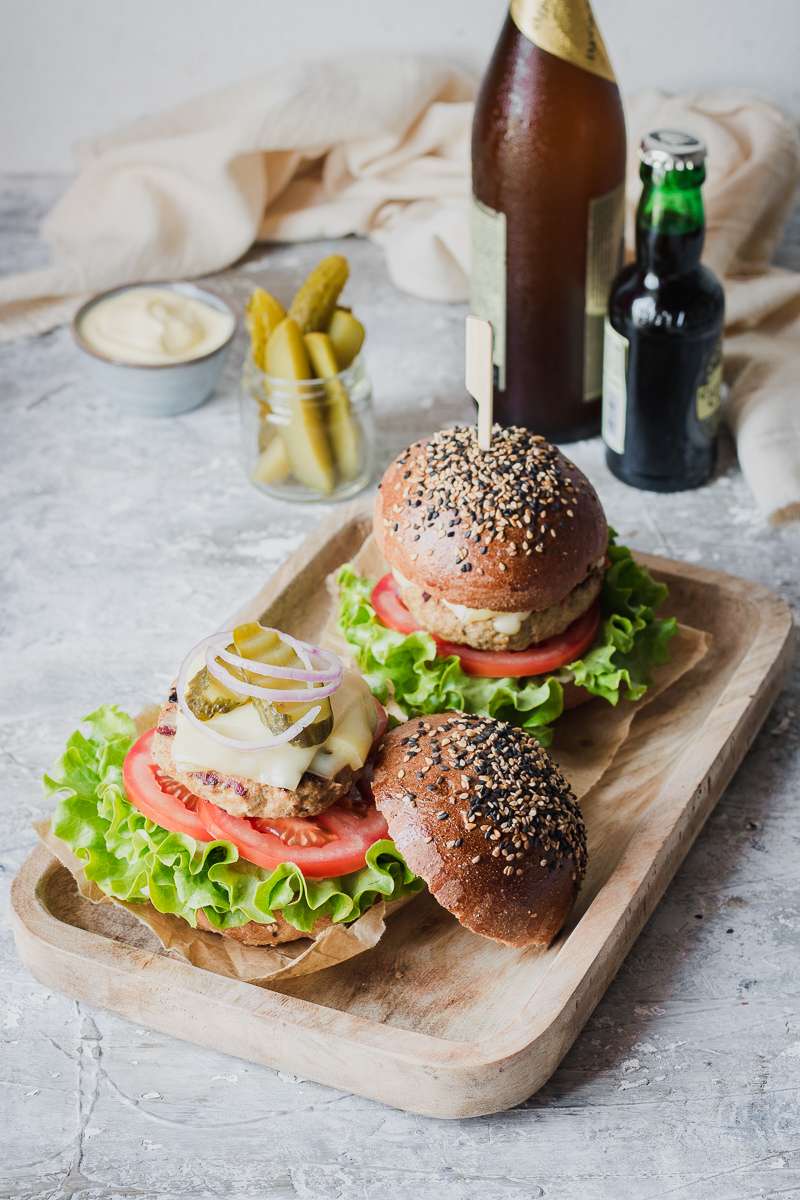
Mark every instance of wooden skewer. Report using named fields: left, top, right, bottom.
left=465, top=315, right=494, bottom=451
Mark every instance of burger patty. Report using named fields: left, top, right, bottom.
left=397, top=560, right=605, bottom=651
left=150, top=700, right=353, bottom=819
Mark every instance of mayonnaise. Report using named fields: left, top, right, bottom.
left=79, top=287, right=234, bottom=365
left=392, top=568, right=530, bottom=635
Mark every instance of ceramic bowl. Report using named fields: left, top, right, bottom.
left=72, top=282, right=236, bottom=417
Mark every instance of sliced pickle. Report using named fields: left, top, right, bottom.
left=265, top=318, right=336, bottom=496
left=252, top=435, right=291, bottom=485
left=252, top=696, right=334, bottom=748
left=232, top=622, right=334, bottom=747
left=327, top=307, right=365, bottom=369
left=232, top=623, right=295, bottom=666
left=288, top=255, right=349, bottom=334
left=246, top=287, right=286, bottom=370
left=305, top=331, right=362, bottom=481
left=185, top=648, right=246, bottom=721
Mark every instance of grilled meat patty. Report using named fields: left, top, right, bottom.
left=151, top=700, right=352, bottom=819
left=397, top=559, right=605, bottom=651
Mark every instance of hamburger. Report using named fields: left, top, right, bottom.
left=46, top=623, right=421, bottom=945
left=370, top=712, right=587, bottom=947
left=46, top=646, right=587, bottom=951
left=338, top=425, right=676, bottom=740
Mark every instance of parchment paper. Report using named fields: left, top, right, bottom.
left=34, top=820, right=412, bottom=984
left=323, top=535, right=710, bottom=798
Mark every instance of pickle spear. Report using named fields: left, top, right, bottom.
left=265, top=318, right=336, bottom=496
left=232, top=623, right=333, bottom=747
left=305, top=331, right=362, bottom=481
left=327, top=307, right=365, bottom=369
left=252, top=436, right=291, bottom=486
left=246, top=288, right=286, bottom=370
left=288, top=255, right=349, bottom=333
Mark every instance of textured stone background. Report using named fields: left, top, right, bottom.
left=1, top=177, right=799, bottom=1200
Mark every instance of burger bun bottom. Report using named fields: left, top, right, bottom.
left=196, top=908, right=332, bottom=946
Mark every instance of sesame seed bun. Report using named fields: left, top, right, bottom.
left=374, top=426, right=608, bottom=612
left=371, top=713, right=587, bottom=948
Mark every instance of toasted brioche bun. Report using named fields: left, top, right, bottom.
left=372, top=713, right=587, bottom=948
left=374, top=425, right=607, bottom=614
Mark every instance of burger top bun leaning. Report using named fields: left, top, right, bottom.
left=374, top=424, right=608, bottom=626
left=370, top=712, right=588, bottom=948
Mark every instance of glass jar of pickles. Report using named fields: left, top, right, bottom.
left=240, top=257, right=375, bottom=502
left=241, top=353, right=374, bottom=502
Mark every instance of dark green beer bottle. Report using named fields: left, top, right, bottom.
left=602, top=131, right=724, bottom=491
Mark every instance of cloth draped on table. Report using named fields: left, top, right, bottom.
left=1, top=56, right=798, bottom=521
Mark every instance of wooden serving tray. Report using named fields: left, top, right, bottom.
left=12, top=508, right=794, bottom=1118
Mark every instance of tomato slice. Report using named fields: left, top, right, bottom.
left=371, top=573, right=420, bottom=635
left=370, top=572, right=602, bottom=678
left=123, top=729, right=213, bottom=841
left=196, top=795, right=389, bottom=878
left=434, top=603, right=601, bottom=677
left=249, top=815, right=336, bottom=848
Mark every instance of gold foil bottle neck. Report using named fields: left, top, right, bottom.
left=510, top=0, right=617, bottom=83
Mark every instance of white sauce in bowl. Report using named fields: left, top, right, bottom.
left=79, top=287, right=234, bottom=365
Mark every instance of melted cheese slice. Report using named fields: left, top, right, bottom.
left=172, top=670, right=377, bottom=791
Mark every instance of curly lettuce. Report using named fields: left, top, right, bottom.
left=45, top=707, right=421, bottom=934
left=337, top=536, right=676, bottom=745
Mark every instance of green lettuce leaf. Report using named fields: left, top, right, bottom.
left=45, top=707, right=422, bottom=934
left=568, top=538, right=677, bottom=704
left=336, top=536, right=676, bottom=744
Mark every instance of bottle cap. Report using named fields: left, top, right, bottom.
left=639, top=130, right=706, bottom=171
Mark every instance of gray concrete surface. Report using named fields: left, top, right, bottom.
left=1, top=175, right=799, bottom=1200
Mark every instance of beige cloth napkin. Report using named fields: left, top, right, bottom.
left=1, top=57, right=798, bottom=520
left=0, top=56, right=474, bottom=333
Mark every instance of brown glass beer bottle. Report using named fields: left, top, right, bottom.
left=471, top=0, right=627, bottom=441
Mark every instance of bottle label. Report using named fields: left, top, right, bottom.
left=601, top=318, right=628, bottom=454
left=510, top=0, right=616, bottom=82
left=696, top=340, right=723, bottom=423
left=470, top=196, right=507, bottom=390
left=584, top=181, right=626, bottom=401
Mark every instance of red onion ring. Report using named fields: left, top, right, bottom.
left=204, top=646, right=340, bottom=702
left=235, top=624, right=340, bottom=681
left=213, top=643, right=342, bottom=684
left=175, top=632, right=335, bottom=751
left=203, top=631, right=341, bottom=702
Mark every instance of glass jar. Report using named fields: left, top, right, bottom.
left=240, top=356, right=374, bottom=502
